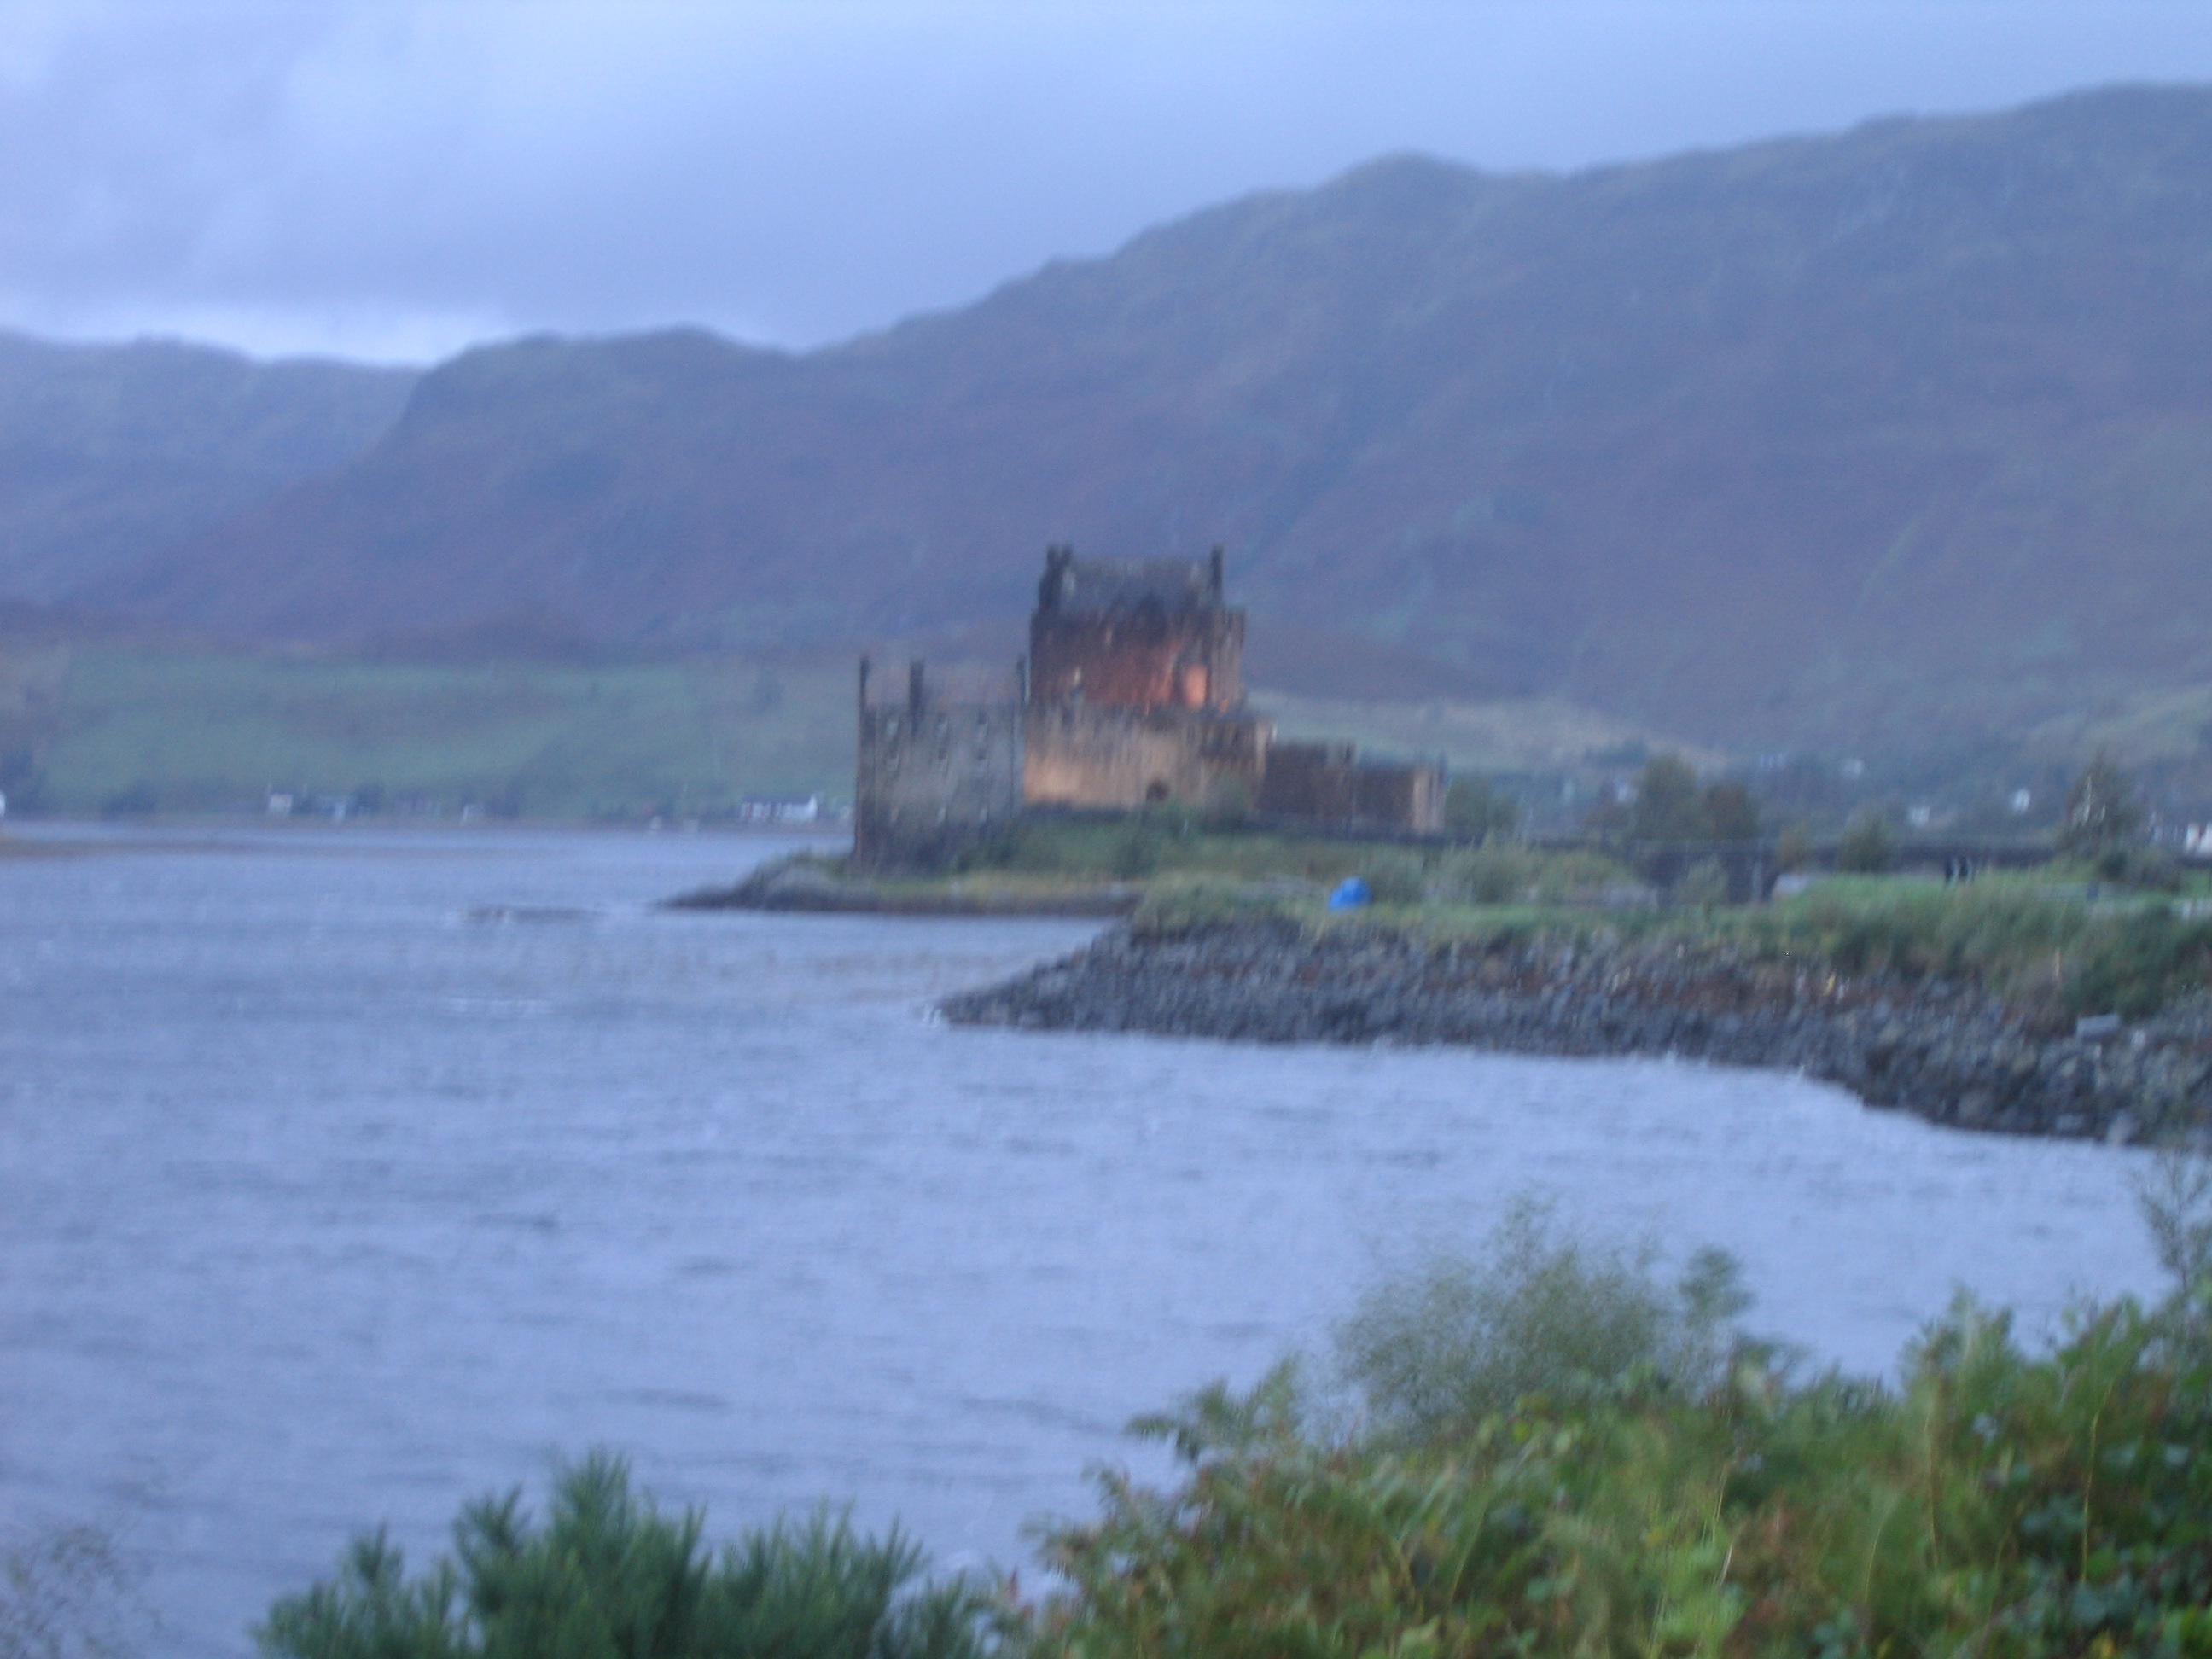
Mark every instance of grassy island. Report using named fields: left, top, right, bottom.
left=668, top=814, right=2212, bottom=1143
left=696, top=815, right=2212, bottom=1030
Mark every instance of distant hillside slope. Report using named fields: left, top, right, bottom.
left=95, top=85, right=2212, bottom=748
left=0, top=333, right=416, bottom=603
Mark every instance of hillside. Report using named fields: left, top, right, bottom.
left=82, top=84, right=2212, bottom=751
left=0, top=332, right=416, bottom=604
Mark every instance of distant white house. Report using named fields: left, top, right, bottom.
left=737, top=795, right=822, bottom=824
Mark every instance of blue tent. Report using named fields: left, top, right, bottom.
left=1328, top=876, right=1371, bottom=910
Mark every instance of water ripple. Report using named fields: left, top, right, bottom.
left=0, top=824, right=2167, bottom=1658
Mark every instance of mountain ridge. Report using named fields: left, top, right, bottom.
left=0, top=331, right=417, bottom=604
left=53, top=81, right=2212, bottom=751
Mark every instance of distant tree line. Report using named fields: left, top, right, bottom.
left=1582, top=754, right=1758, bottom=844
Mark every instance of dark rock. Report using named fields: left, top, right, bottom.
left=940, top=917, right=2212, bottom=1144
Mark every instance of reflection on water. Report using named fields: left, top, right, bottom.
left=0, top=824, right=2167, bottom=1656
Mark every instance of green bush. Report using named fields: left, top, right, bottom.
left=264, top=1170, right=2212, bottom=1659
left=257, top=1455, right=992, bottom=1659
left=1029, top=1188, right=2212, bottom=1659
left=2066, top=906, right=2212, bottom=1017
left=1108, top=822, right=1161, bottom=879
left=1358, top=850, right=1431, bottom=906
left=2060, top=751, right=2145, bottom=859
left=1703, top=778, right=1760, bottom=841
left=1628, top=754, right=1707, bottom=841
left=1837, top=807, right=1893, bottom=873
left=1336, top=1200, right=1753, bottom=1440
left=1444, top=775, right=1520, bottom=841
left=1430, top=846, right=1531, bottom=905
left=2138, top=1144, right=2212, bottom=1312
left=1733, top=876, right=2212, bottom=1016
left=1673, top=856, right=1731, bottom=909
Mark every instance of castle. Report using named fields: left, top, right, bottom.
left=854, top=547, right=1442, bottom=869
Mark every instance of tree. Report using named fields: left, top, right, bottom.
left=1628, top=756, right=1707, bottom=841
left=1674, top=857, right=1731, bottom=908
left=1700, top=779, right=1759, bottom=841
left=1444, top=775, right=1520, bottom=841
left=2058, top=751, right=2143, bottom=859
left=1837, top=807, right=1893, bottom=873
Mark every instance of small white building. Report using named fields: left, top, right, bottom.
left=737, top=795, right=822, bottom=824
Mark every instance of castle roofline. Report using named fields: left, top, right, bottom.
left=1037, top=544, right=1228, bottom=614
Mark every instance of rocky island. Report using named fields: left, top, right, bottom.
left=942, top=911, right=2212, bottom=1144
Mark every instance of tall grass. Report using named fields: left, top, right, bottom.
left=944, top=818, right=1644, bottom=923
left=1729, top=876, right=2212, bottom=1016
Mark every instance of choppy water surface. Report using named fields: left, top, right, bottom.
left=0, top=824, right=2170, bottom=1655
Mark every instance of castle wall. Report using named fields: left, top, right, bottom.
left=1026, top=704, right=1270, bottom=812
left=854, top=696, right=1025, bottom=870
left=1352, top=761, right=1446, bottom=835
left=1253, top=742, right=1356, bottom=820
left=1256, top=742, right=1446, bottom=834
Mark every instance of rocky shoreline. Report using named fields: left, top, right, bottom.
left=940, top=917, right=2212, bottom=1143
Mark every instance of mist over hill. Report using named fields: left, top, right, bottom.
left=51, top=84, right=2212, bottom=752
left=0, top=334, right=416, bottom=605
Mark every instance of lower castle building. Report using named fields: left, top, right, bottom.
left=855, top=547, right=1443, bottom=870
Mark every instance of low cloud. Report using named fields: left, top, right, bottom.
left=3, top=1, right=2209, bottom=362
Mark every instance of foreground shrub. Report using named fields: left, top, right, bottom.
left=257, top=1455, right=993, bottom=1659
left=1336, top=1200, right=1752, bottom=1440
left=268, top=1172, right=2212, bottom=1659
left=1029, top=1193, right=2212, bottom=1659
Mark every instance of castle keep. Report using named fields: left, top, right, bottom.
left=855, top=548, right=1442, bottom=869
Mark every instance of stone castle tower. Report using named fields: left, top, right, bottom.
left=853, top=546, right=1440, bottom=870
left=1022, top=545, right=1267, bottom=812
left=1028, top=544, right=1243, bottom=713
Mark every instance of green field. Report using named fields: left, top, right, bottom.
left=4, top=640, right=1737, bottom=824
left=16, top=647, right=859, bottom=819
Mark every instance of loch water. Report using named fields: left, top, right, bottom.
left=0, top=824, right=2171, bottom=1656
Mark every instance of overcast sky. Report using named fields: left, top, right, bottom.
left=4, top=1, right=2210, bottom=364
